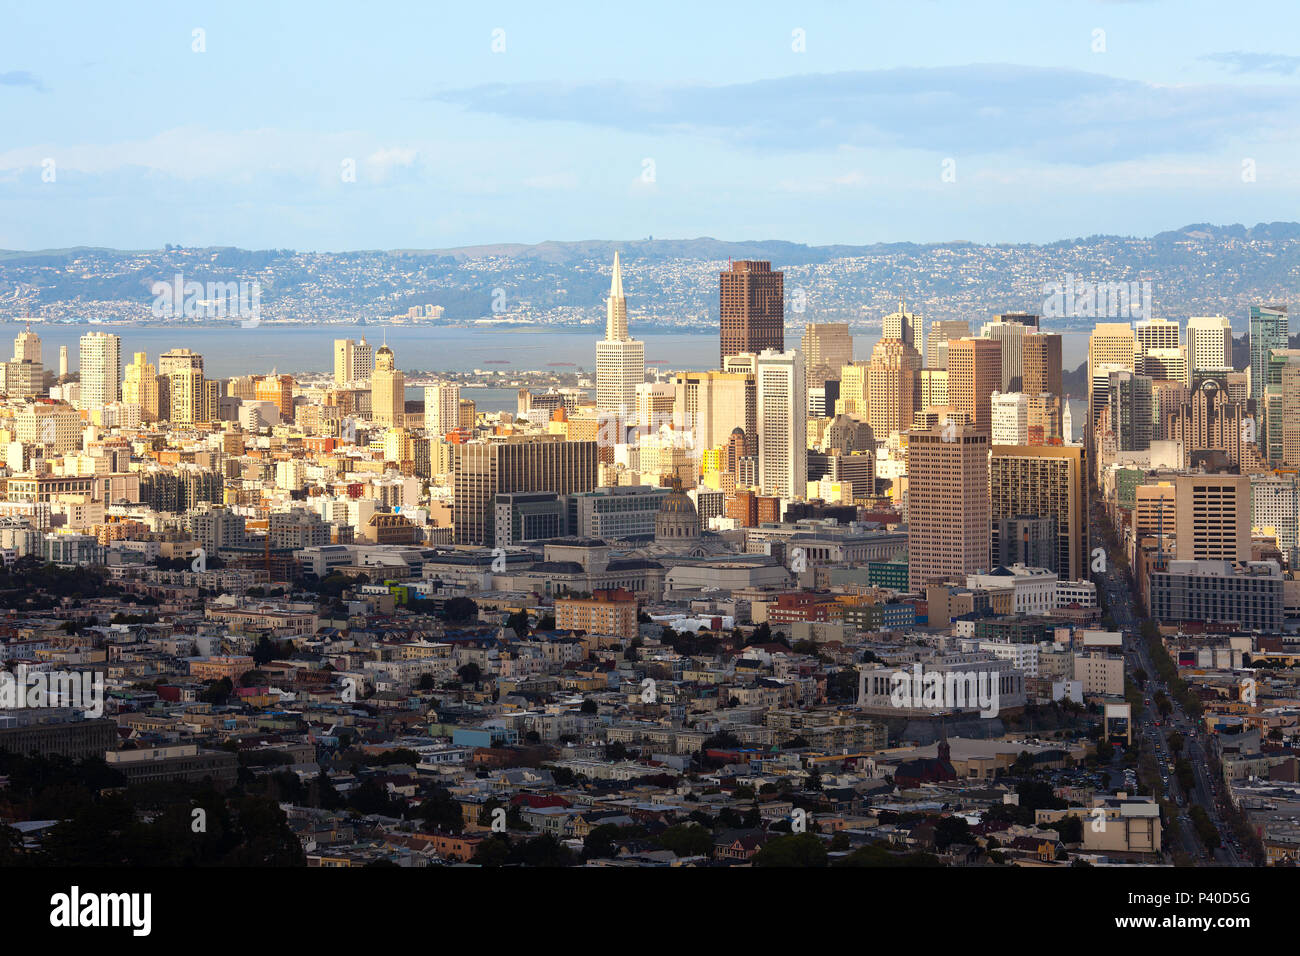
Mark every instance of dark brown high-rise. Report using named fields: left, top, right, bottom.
left=720, top=260, right=783, bottom=365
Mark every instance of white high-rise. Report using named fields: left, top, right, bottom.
left=1186, top=315, right=1232, bottom=376
left=14, top=329, right=40, bottom=364
left=333, top=338, right=374, bottom=387
left=79, top=331, right=121, bottom=409
left=595, top=252, right=645, bottom=424
left=424, top=382, right=461, bottom=434
left=756, top=349, right=806, bottom=499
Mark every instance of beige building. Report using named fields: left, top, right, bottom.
left=947, top=338, right=1002, bottom=434
left=371, top=344, right=404, bottom=427
left=1174, top=473, right=1250, bottom=562
left=907, top=424, right=990, bottom=589
left=989, top=445, right=1089, bottom=582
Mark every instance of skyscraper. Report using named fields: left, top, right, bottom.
left=1088, top=322, right=1135, bottom=434
left=452, top=434, right=598, bottom=545
left=1022, top=332, right=1063, bottom=419
left=595, top=252, right=646, bottom=425
left=1174, top=474, right=1250, bottom=563
left=980, top=317, right=1027, bottom=391
left=79, top=331, right=121, bottom=410
left=1185, top=315, right=1232, bottom=378
left=1250, top=304, right=1288, bottom=400
left=424, top=382, right=461, bottom=435
left=864, top=337, right=921, bottom=440
left=947, top=338, right=1002, bottom=433
left=989, top=445, right=1089, bottom=581
left=882, top=301, right=921, bottom=352
left=800, top=322, right=853, bottom=387
left=925, top=320, right=971, bottom=370
left=720, top=261, right=783, bottom=365
left=1108, top=370, right=1154, bottom=451
left=907, top=424, right=990, bottom=589
left=123, top=352, right=161, bottom=421
left=755, top=349, right=806, bottom=499
left=333, top=338, right=374, bottom=387
left=371, top=344, right=404, bottom=427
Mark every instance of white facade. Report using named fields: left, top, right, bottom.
left=967, top=564, right=1059, bottom=615
left=990, top=391, right=1029, bottom=445
left=756, top=349, right=806, bottom=500
left=424, top=382, right=461, bottom=434
left=1185, top=315, right=1232, bottom=375
left=78, top=331, right=121, bottom=410
left=595, top=252, right=645, bottom=423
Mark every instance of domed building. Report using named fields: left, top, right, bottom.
left=655, top=478, right=701, bottom=545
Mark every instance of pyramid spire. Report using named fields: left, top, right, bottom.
left=610, top=250, right=625, bottom=300
left=605, top=252, right=629, bottom=341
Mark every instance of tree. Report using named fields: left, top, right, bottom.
left=752, top=833, right=827, bottom=867
left=658, top=823, right=713, bottom=858
left=505, top=611, right=531, bottom=637
left=582, top=823, right=622, bottom=860
left=457, top=662, right=482, bottom=686
left=443, top=597, right=478, bottom=624
left=415, top=788, right=463, bottom=833
left=580, top=698, right=598, bottom=715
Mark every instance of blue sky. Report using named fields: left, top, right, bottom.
left=2, top=0, right=1299, bottom=250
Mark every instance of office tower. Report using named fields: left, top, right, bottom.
left=1108, top=369, right=1154, bottom=451
left=1134, top=317, right=1180, bottom=358
left=78, top=331, right=121, bottom=410
left=1022, top=333, right=1063, bottom=396
left=991, top=392, right=1030, bottom=445
left=882, top=300, right=921, bottom=352
left=636, top=382, right=675, bottom=430
left=424, top=382, right=461, bottom=434
left=122, top=352, right=161, bottom=421
left=864, top=337, right=921, bottom=440
left=918, top=369, right=948, bottom=410
left=13, top=329, right=39, bottom=365
left=1251, top=305, right=1289, bottom=400
left=755, top=349, right=806, bottom=499
left=1135, top=347, right=1187, bottom=384
left=837, top=362, right=868, bottom=417
left=720, top=261, right=783, bottom=365
left=925, top=320, right=971, bottom=370
left=452, top=434, right=598, bottom=545
left=995, top=312, right=1040, bottom=329
left=595, top=252, right=646, bottom=423
left=1266, top=349, right=1300, bottom=465
left=371, top=344, right=404, bottom=426
left=1186, top=315, right=1232, bottom=377
left=1087, top=323, right=1135, bottom=431
left=333, top=338, right=374, bottom=387
left=907, top=424, right=990, bottom=589
left=801, top=322, right=854, bottom=386
left=1251, top=471, right=1300, bottom=555
left=457, top=398, right=477, bottom=429
left=1165, top=378, right=1247, bottom=469
left=989, top=445, right=1089, bottom=581
left=58, top=345, right=68, bottom=379
left=672, top=370, right=756, bottom=456
left=947, top=338, right=1002, bottom=433
left=1174, top=473, right=1250, bottom=563
left=980, top=317, right=1027, bottom=391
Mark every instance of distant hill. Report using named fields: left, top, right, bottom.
left=2, top=223, right=1297, bottom=329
